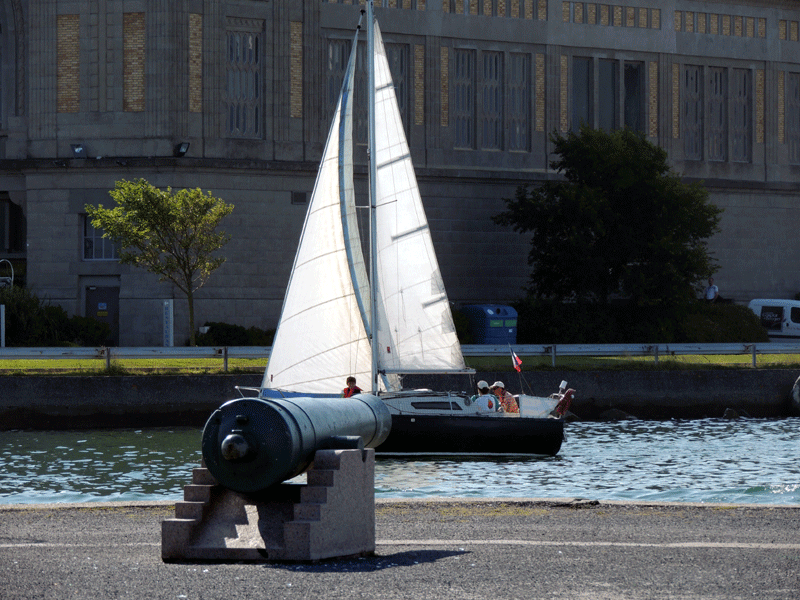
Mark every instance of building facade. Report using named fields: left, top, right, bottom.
left=1, top=0, right=799, bottom=345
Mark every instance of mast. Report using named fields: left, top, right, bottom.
left=367, top=0, right=379, bottom=394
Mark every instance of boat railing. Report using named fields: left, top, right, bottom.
left=1, top=343, right=799, bottom=370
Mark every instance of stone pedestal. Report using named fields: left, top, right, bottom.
left=162, top=448, right=376, bottom=562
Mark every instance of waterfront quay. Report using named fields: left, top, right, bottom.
left=0, top=369, right=800, bottom=430
left=1, top=499, right=798, bottom=599
left=1, top=369, right=798, bottom=430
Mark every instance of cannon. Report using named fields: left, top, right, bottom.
left=201, top=393, right=392, bottom=494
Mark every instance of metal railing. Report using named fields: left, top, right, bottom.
left=461, top=343, right=800, bottom=368
left=0, top=343, right=799, bottom=370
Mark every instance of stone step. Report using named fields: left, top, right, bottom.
left=184, top=484, right=214, bottom=503
left=192, top=467, right=216, bottom=485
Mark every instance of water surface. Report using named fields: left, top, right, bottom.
left=1, top=418, right=798, bottom=505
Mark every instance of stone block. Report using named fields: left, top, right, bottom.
left=162, top=449, right=376, bottom=562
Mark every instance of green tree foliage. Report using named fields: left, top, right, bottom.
left=494, top=127, right=723, bottom=308
left=86, top=179, right=234, bottom=346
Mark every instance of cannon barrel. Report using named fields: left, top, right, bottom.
left=201, top=394, right=392, bottom=493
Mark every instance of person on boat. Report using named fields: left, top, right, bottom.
left=470, top=380, right=498, bottom=412
left=491, top=381, right=519, bottom=413
left=342, top=376, right=362, bottom=398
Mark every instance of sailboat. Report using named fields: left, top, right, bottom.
left=251, top=2, right=570, bottom=455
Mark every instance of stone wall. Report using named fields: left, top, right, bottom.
left=1, top=369, right=797, bottom=429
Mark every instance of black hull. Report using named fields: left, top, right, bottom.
left=377, top=414, right=564, bottom=456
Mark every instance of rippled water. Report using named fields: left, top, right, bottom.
left=1, top=419, right=798, bottom=505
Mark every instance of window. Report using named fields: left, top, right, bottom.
left=225, top=26, right=264, bottom=138
left=327, top=39, right=350, bottom=109
left=83, top=217, right=118, bottom=261
left=599, top=59, right=619, bottom=131
left=453, top=49, right=476, bottom=149
left=730, top=68, right=751, bottom=162
left=326, top=38, right=363, bottom=141
left=572, top=57, right=592, bottom=129
left=624, top=62, right=644, bottom=132
left=481, top=51, right=503, bottom=150
left=707, top=67, right=727, bottom=161
left=386, top=43, right=410, bottom=133
left=507, top=53, right=530, bottom=151
left=683, top=65, right=703, bottom=160
left=327, top=40, right=410, bottom=145
left=786, top=73, right=800, bottom=165
left=759, top=306, right=783, bottom=331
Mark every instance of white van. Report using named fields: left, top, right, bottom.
left=748, top=299, right=800, bottom=340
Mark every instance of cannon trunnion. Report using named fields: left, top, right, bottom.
left=201, top=393, right=392, bottom=494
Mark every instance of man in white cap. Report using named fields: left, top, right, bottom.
left=470, top=380, right=498, bottom=412
left=491, top=381, right=519, bottom=413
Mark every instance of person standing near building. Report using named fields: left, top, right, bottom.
left=704, top=277, right=719, bottom=302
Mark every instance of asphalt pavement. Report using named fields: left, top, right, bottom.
left=1, top=498, right=799, bottom=599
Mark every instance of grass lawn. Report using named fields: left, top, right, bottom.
left=0, top=357, right=268, bottom=375
left=0, top=353, right=798, bottom=375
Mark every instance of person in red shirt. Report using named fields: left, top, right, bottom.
left=491, top=381, right=519, bottom=413
left=342, top=376, right=362, bottom=398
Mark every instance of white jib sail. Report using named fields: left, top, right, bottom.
left=262, top=33, right=372, bottom=394
left=371, top=23, right=467, bottom=374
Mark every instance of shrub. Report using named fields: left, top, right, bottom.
left=196, top=322, right=275, bottom=346
left=69, top=315, right=112, bottom=346
left=0, top=286, right=111, bottom=346
left=513, top=298, right=770, bottom=344
left=677, top=303, right=769, bottom=343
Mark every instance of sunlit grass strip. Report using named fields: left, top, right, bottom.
left=0, top=357, right=267, bottom=375
left=0, top=355, right=798, bottom=375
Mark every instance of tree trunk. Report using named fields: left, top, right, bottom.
left=187, top=286, right=196, bottom=346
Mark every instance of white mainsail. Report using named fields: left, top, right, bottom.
left=371, top=22, right=467, bottom=376
left=263, top=11, right=467, bottom=396
left=262, top=32, right=372, bottom=394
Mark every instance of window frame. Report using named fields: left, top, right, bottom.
left=224, top=26, right=265, bottom=139
left=82, top=216, right=119, bottom=262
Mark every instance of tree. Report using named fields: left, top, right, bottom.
left=494, top=127, right=723, bottom=308
left=86, top=179, right=234, bottom=345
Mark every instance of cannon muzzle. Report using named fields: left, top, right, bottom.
left=201, top=394, right=392, bottom=493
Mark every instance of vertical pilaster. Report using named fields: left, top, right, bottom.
left=558, top=53, right=568, bottom=133
left=273, top=0, right=291, bottom=153
left=145, top=0, right=188, bottom=140
left=535, top=53, right=545, bottom=132
left=203, top=0, right=223, bottom=140
left=648, top=60, right=658, bottom=139
left=28, top=0, right=58, bottom=141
